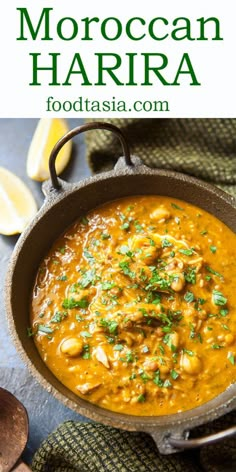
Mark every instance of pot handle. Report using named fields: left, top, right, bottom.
left=167, top=425, right=236, bottom=451
left=49, top=121, right=133, bottom=189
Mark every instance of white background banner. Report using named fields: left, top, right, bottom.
left=0, top=0, right=235, bottom=117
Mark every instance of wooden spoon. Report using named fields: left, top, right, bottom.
left=0, top=387, right=30, bottom=472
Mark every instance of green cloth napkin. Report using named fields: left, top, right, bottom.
left=84, top=118, right=236, bottom=197
left=32, top=118, right=235, bottom=471
left=32, top=412, right=235, bottom=471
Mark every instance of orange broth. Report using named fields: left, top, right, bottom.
left=31, top=196, right=236, bottom=416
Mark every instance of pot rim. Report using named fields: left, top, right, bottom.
left=5, top=159, right=236, bottom=442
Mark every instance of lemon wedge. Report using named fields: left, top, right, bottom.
left=0, top=167, right=37, bottom=235
left=26, top=118, right=72, bottom=181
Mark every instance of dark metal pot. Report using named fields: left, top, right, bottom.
left=5, top=122, right=236, bottom=454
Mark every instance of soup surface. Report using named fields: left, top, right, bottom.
left=31, top=196, right=236, bottom=416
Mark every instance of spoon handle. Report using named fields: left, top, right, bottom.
left=12, top=460, right=31, bottom=471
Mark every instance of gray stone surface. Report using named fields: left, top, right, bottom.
left=0, top=118, right=91, bottom=464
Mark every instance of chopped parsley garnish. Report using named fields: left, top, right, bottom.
left=81, top=217, right=89, bottom=225
left=189, top=323, right=196, bottom=339
left=106, top=336, right=115, bottom=344
left=101, top=232, right=111, bottom=240
left=170, top=369, right=179, bottom=380
left=205, top=275, right=212, bottom=281
left=197, top=333, right=203, bottom=344
left=153, top=295, right=162, bottom=305
left=114, top=344, right=124, bottom=351
left=126, top=351, right=134, bottom=363
left=212, top=290, right=227, bottom=306
left=206, top=266, right=223, bottom=279
left=118, top=246, right=133, bottom=257
left=179, top=248, right=194, bottom=256
left=119, top=261, right=135, bottom=279
left=82, top=344, right=91, bottom=359
left=129, top=373, right=136, bottom=380
left=212, top=343, right=223, bottom=349
left=163, top=334, right=176, bottom=352
left=80, top=331, right=92, bottom=338
left=183, top=348, right=195, bottom=356
left=159, top=345, right=165, bottom=355
left=70, top=283, right=78, bottom=293
left=27, top=327, right=34, bottom=337
left=198, top=298, right=206, bottom=305
left=163, top=379, right=172, bottom=388
left=153, top=370, right=163, bottom=387
left=134, top=221, right=144, bottom=233
left=83, top=249, right=95, bottom=264
left=145, top=270, right=171, bottom=291
left=137, top=394, right=146, bottom=402
left=120, top=351, right=134, bottom=363
left=100, top=319, right=119, bottom=334
left=79, top=268, right=98, bottom=288
left=101, top=281, right=116, bottom=291
left=57, top=275, right=68, bottom=281
left=210, top=245, right=217, bottom=254
left=171, top=203, right=183, bottom=210
left=38, top=325, right=54, bottom=334
left=222, top=324, right=229, bottom=330
left=200, top=230, right=208, bottom=235
left=50, top=311, right=67, bottom=323
left=149, top=239, right=156, bottom=247
left=162, top=239, right=173, bottom=248
left=120, top=222, right=130, bottom=231
left=139, top=370, right=152, bottom=382
left=62, top=297, right=89, bottom=309
left=184, top=291, right=195, bottom=303
left=184, top=267, right=196, bottom=284
left=220, top=308, right=229, bottom=317
left=228, top=353, right=235, bottom=365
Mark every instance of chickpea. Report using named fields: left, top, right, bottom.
left=184, top=306, right=195, bottom=318
left=181, top=353, right=202, bottom=375
left=110, top=286, right=123, bottom=297
left=130, top=235, right=159, bottom=264
left=159, top=364, right=171, bottom=375
left=225, top=333, right=234, bottom=346
left=150, top=207, right=170, bottom=221
left=171, top=273, right=185, bottom=292
left=169, top=331, right=179, bottom=349
left=143, top=360, right=159, bottom=372
left=141, top=246, right=158, bottom=265
left=60, top=337, right=83, bottom=357
left=177, top=261, right=184, bottom=270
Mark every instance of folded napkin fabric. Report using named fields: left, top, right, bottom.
left=31, top=412, right=235, bottom=472
left=31, top=420, right=201, bottom=472
left=84, top=118, right=236, bottom=197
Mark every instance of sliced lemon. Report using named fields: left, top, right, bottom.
left=26, top=118, right=72, bottom=181
left=0, top=167, right=37, bottom=235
